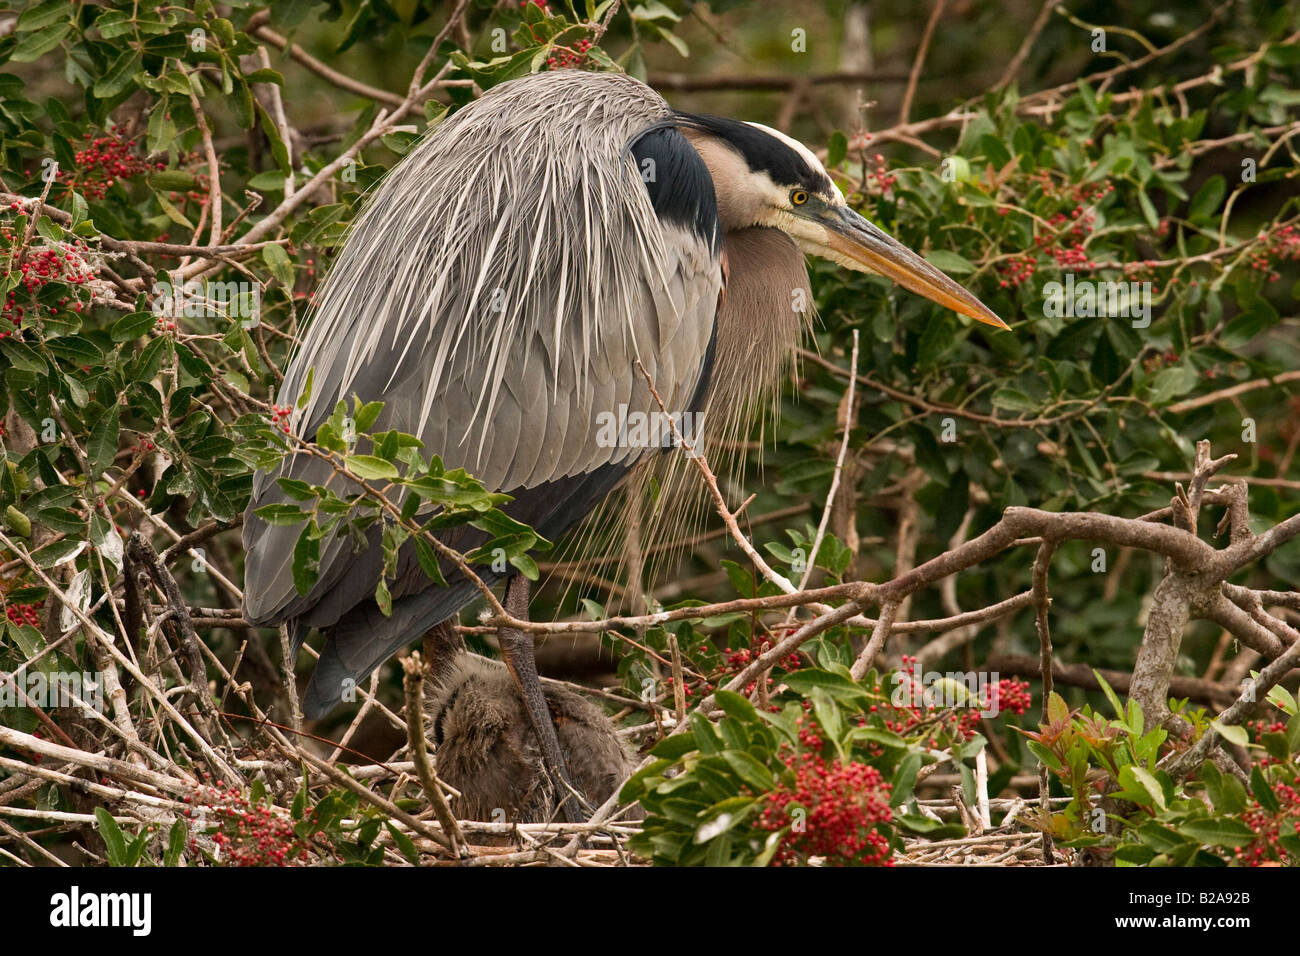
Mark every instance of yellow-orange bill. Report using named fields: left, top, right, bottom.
left=825, top=209, right=1010, bottom=330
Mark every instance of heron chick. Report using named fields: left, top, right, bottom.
left=242, top=69, right=1004, bottom=822
left=424, top=625, right=638, bottom=823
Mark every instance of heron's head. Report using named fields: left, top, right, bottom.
left=678, top=114, right=1007, bottom=329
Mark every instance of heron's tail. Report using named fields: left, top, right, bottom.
left=299, top=575, right=498, bottom=719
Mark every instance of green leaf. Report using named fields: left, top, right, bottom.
left=1250, top=764, right=1279, bottom=813
left=720, top=750, right=774, bottom=792
left=889, top=752, right=921, bottom=807
left=5, top=505, right=31, bottom=538
left=253, top=504, right=309, bottom=526
left=1122, top=765, right=1166, bottom=811
left=374, top=577, right=392, bottom=616
left=344, top=454, right=399, bottom=481
left=826, top=130, right=848, bottom=168
left=94, top=51, right=142, bottom=99
left=1046, top=691, right=1069, bottom=726
left=924, top=249, right=976, bottom=275
left=262, top=243, right=295, bottom=289
left=149, top=170, right=196, bottom=192
left=780, top=668, right=869, bottom=702
left=352, top=400, right=385, bottom=434
left=991, top=387, right=1037, bottom=412
left=165, top=819, right=187, bottom=866
left=292, top=523, right=320, bottom=595
left=1188, top=174, right=1226, bottom=222
left=1210, top=718, right=1248, bottom=748
left=896, top=814, right=967, bottom=839
left=94, top=807, right=128, bottom=867
left=917, top=312, right=955, bottom=368
left=87, top=406, right=120, bottom=474
left=1147, top=365, right=1198, bottom=403
left=385, top=822, right=419, bottom=863
left=1094, top=670, right=1125, bottom=718
left=979, top=134, right=1011, bottom=169
left=715, top=689, right=758, bottom=723
left=1136, top=188, right=1159, bottom=229
left=412, top=535, right=448, bottom=588
left=1175, top=818, right=1256, bottom=848
left=17, top=0, right=70, bottom=32
left=0, top=339, right=47, bottom=374
left=111, top=311, right=157, bottom=342
left=10, top=21, right=70, bottom=62
left=650, top=733, right=699, bottom=760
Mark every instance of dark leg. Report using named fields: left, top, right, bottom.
left=498, top=574, right=585, bottom=823
left=423, top=619, right=465, bottom=684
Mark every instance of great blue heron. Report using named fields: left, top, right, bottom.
left=242, top=69, right=1003, bottom=821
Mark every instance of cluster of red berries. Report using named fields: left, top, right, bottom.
left=165, top=170, right=212, bottom=212
left=756, top=720, right=895, bottom=866
left=1037, top=204, right=1097, bottom=262
left=1037, top=184, right=1112, bottom=268
left=1028, top=176, right=1112, bottom=208
left=991, top=178, right=1116, bottom=285
left=1247, top=224, right=1300, bottom=281
left=291, top=257, right=318, bottom=306
left=1236, top=779, right=1300, bottom=866
left=1142, top=348, right=1181, bottom=373
left=718, top=636, right=803, bottom=704
left=1236, top=744, right=1300, bottom=866
left=997, top=253, right=1038, bottom=288
left=863, top=657, right=1032, bottom=749
left=58, top=134, right=163, bottom=200
left=269, top=404, right=294, bottom=434
left=1217, top=719, right=1300, bottom=866
left=5, top=600, right=42, bottom=627
left=1, top=220, right=96, bottom=335
left=182, top=783, right=312, bottom=867
left=546, top=38, right=592, bottom=70
left=660, top=636, right=804, bottom=708
left=980, top=677, right=1032, bottom=716
left=865, top=153, right=897, bottom=196
left=663, top=674, right=697, bottom=700
left=1116, top=259, right=1163, bottom=296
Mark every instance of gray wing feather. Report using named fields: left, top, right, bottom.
left=244, top=71, right=722, bottom=632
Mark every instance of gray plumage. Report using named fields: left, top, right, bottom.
left=244, top=72, right=721, bottom=714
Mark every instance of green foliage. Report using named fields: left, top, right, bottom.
left=623, top=657, right=1034, bottom=865
left=1019, top=675, right=1300, bottom=866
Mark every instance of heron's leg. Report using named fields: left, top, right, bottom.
left=422, top=619, right=464, bottom=684
left=498, top=574, right=585, bottom=823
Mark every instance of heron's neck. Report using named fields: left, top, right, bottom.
left=681, top=129, right=769, bottom=231
left=706, top=226, right=811, bottom=446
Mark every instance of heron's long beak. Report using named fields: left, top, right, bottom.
left=820, top=206, right=1009, bottom=329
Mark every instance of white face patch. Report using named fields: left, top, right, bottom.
left=744, top=122, right=846, bottom=206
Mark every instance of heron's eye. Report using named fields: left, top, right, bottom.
left=790, top=189, right=809, bottom=206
